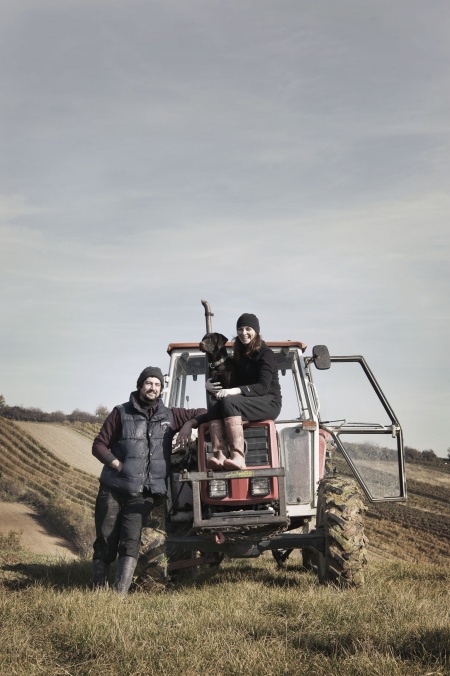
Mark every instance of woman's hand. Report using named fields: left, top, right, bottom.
left=216, top=387, right=241, bottom=399
left=205, top=378, right=222, bottom=395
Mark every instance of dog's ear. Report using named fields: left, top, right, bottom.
left=215, top=333, right=228, bottom=349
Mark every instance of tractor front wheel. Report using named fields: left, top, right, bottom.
left=315, top=476, right=367, bottom=587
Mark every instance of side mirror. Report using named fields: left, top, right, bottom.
left=312, top=345, right=331, bottom=370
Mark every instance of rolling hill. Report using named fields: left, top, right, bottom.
left=13, top=420, right=100, bottom=476
left=0, top=418, right=99, bottom=556
left=1, top=417, right=449, bottom=564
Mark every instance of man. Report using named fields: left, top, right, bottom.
left=92, top=366, right=206, bottom=594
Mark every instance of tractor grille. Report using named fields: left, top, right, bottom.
left=244, top=427, right=270, bottom=466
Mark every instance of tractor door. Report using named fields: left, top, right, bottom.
left=307, top=355, right=406, bottom=503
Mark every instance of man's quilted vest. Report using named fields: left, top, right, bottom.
left=99, top=399, right=174, bottom=496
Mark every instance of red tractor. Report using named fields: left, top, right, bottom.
left=146, top=301, right=406, bottom=587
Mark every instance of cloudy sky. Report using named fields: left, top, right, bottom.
left=1, top=1, right=449, bottom=456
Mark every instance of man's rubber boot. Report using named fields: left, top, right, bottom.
left=92, top=559, right=109, bottom=589
left=114, top=555, right=138, bottom=595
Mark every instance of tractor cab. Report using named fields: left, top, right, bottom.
left=165, top=341, right=405, bottom=514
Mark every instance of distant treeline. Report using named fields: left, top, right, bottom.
left=404, top=445, right=444, bottom=466
left=0, top=403, right=108, bottom=424
left=345, top=441, right=446, bottom=469
left=0, top=400, right=446, bottom=466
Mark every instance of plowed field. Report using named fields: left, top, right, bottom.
left=14, top=422, right=100, bottom=476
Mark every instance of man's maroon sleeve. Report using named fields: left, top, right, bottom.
left=92, top=408, right=122, bottom=465
left=171, top=407, right=207, bottom=431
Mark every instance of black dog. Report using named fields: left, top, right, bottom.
left=199, top=332, right=237, bottom=389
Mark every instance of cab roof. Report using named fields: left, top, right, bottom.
left=167, top=341, right=307, bottom=354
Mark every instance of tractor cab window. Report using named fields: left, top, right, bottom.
left=273, top=348, right=307, bottom=421
left=167, top=347, right=307, bottom=421
left=167, top=352, right=207, bottom=409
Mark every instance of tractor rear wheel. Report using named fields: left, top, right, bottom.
left=134, top=500, right=168, bottom=591
left=315, top=476, right=367, bottom=587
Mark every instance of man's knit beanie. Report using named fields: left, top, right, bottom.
left=236, top=313, right=260, bottom=334
left=136, top=366, right=165, bottom=389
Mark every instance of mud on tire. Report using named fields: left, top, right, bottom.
left=134, top=501, right=168, bottom=591
left=315, top=476, right=368, bottom=587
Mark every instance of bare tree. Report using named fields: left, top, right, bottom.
left=95, top=405, right=110, bottom=422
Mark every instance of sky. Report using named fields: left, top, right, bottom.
left=1, top=1, right=449, bottom=457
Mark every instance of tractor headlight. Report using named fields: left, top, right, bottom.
left=250, top=478, right=270, bottom=497
left=209, top=479, right=228, bottom=498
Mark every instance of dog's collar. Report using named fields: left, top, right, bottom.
left=209, top=356, right=227, bottom=368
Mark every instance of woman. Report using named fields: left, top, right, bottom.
left=203, top=313, right=282, bottom=470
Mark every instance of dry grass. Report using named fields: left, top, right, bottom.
left=0, top=556, right=448, bottom=675
left=0, top=530, right=22, bottom=550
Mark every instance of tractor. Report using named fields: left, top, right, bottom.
left=140, top=300, right=406, bottom=588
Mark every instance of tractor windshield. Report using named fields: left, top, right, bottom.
left=166, top=346, right=307, bottom=421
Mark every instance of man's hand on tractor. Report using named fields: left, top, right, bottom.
left=177, top=419, right=197, bottom=448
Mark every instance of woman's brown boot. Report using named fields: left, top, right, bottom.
left=223, top=416, right=246, bottom=470
left=206, top=419, right=229, bottom=470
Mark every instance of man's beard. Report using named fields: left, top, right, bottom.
left=139, top=391, right=160, bottom=409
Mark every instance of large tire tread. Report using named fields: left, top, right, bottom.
left=134, top=502, right=167, bottom=591
left=316, top=476, right=368, bottom=587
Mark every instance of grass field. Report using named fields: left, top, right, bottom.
left=0, top=418, right=449, bottom=674
left=0, top=550, right=448, bottom=675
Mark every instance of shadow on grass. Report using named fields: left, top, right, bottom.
left=172, top=557, right=318, bottom=591
left=397, top=627, right=450, bottom=663
left=295, top=626, right=450, bottom=665
left=2, top=555, right=315, bottom=593
left=2, top=557, right=95, bottom=590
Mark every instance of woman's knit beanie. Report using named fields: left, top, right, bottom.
left=236, top=313, right=260, bottom=334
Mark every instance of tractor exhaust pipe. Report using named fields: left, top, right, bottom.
left=201, top=299, right=214, bottom=334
